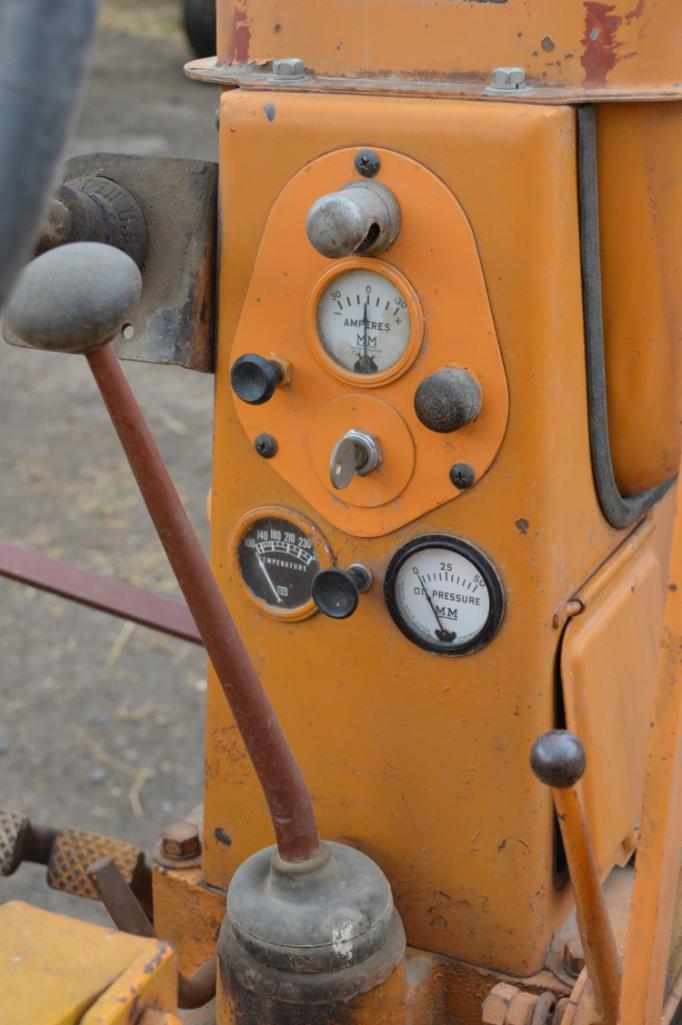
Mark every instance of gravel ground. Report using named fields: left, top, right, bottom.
left=1, top=0, right=218, bottom=924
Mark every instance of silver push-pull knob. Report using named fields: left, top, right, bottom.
left=329, top=429, right=382, bottom=490
left=306, top=182, right=400, bottom=259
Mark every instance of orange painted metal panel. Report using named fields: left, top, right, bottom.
left=228, top=146, right=508, bottom=536
left=205, top=90, right=625, bottom=976
left=597, top=102, right=682, bottom=495
left=560, top=513, right=670, bottom=874
left=212, top=0, right=682, bottom=100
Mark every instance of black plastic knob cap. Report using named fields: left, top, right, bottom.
left=414, top=368, right=482, bottom=433
left=530, top=730, right=587, bottom=789
left=231, top=354, right=283, bottom=405
left=312, top=569, right=360, bottom=620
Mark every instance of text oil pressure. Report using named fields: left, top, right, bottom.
left=230, top=507, right=332, bottom=621
left=384, top=535, right=504, bottom=655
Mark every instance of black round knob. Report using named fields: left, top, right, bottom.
left=312, top=569, right=360, bottom=620
left=530, top=730, right=586, bottom=789
left=414, top=368, right=482, bottom=433
left=231, top=354, right=283, bottom=405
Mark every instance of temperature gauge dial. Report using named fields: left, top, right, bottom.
left=384, top=535, right=504, bottom=655
left=231, top=508, right=332, bottom=621
left=308, top=260, right=423, bottom=387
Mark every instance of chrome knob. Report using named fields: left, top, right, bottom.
left=306, top=182, right=400, bottom=259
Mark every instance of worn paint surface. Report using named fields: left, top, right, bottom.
left=207, top=0, right=682, bottom=98
left=0, top=901, right=178, bottom=1024
left=204, top=89, right=638, bottom=977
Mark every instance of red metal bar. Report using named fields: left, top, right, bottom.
left=85, top=343, right=320, bottom=863
left=0, top=540, right=202, bottom=644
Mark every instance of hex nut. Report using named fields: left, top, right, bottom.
left=271, top=58, right=306, bottom=79
left=507, top=992, right=539, bottom=1025
left=489, top=66, right=527, bottom=91
left=161, top=821, right=201, bottom=860
left=482, top=983, right=520, bottom=1025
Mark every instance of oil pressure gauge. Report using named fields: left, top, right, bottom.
left=308, top=260, right=423, bottom=386
left=231, top=507, right=332, bottom=621
left=384, top=535, right=504, bottom=655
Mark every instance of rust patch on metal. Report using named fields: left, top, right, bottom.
left=230, top=5, right=251, bottom=64
left=581, top=2, right=623, bottom=86
left=581, top=0, right=647, bottom=86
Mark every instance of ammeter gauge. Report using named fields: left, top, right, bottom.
left=231, top=508, right=332, bottom=621
left=308, top=260, right=423, bottom=386
left=384, top=535, right=504, bottom=655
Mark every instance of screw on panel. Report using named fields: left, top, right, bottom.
left=449, top=463, right=475, bottom=490
left=355, top=150, right=381, bottom=178
left=255, top=433, right=278, bottom=459
left=488, top=66, right=528, bottom=92
left=271, top=58, right=306, bottom=80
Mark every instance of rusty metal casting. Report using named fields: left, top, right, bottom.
left=85, top=342, right=319, bottom=863
left=0, top=540, right=202, bottom=644
left=88, top=856, right=217, bottom=1010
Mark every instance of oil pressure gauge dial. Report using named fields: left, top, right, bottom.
left=309, top=260, right=423, bottom=386
left=384, top=535, right=504, bottom=655
left=231, top=508, right=332, bottom=621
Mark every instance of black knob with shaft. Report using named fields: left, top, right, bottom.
left=312, top=565, right=372, bottom=620
left=231, top=354, right=283, bottom=405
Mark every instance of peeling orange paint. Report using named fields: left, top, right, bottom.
left=581, top=2, right=624, bottom=86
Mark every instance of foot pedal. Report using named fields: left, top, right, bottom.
left=0, top=810, right=30, bottom=876
left=47, top=828, right=144, bottom=900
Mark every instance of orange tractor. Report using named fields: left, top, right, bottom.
left=1, top=2, right=682, bottom=1024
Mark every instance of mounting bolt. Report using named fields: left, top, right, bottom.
left=255, top=433, right=278, bottom=459
left=271, top=57, right=306, bottom=80
left=450, top=463, right=475, bottom=490
left=161, top=821, right=201, bottom=861
left=355, top=149, right=381, bottom=178
left=563, top=937, right=585, bottom=977
left=489, top=66, right=527, bottom=92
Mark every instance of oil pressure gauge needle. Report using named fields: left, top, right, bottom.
left=256, top=551, right=283, bottom=604
left=418, top=573, right=456, bottom=643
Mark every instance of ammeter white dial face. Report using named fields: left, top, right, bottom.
left=385, top=536, right=504, bottom=655
left=316, top=268, right=411, bottom=376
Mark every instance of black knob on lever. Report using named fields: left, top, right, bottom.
left=530, top=730, right=586, bottom=789
left=231, top=354, right=283, bottom=405
left=312, top=564, right=373, bottom=620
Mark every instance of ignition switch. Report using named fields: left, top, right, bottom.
left=306, top=181, right=400, bottom=259
left=329, top=428, right=382, bottom=490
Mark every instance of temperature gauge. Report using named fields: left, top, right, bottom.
left=384, top=535, right=504, bottom=655
left=231, top=508, right=332, bottom=621
left=308, top=260, right=423, bottom=386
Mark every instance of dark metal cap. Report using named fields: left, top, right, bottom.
left=530, top=730, right=587, bottom=789
left=4, top=242, right=141, bottom=354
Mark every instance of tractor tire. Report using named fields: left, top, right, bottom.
left=183, top=0, right=216, bottom=59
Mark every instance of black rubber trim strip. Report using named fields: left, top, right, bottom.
left=577, top=104, right=674, bottom=529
